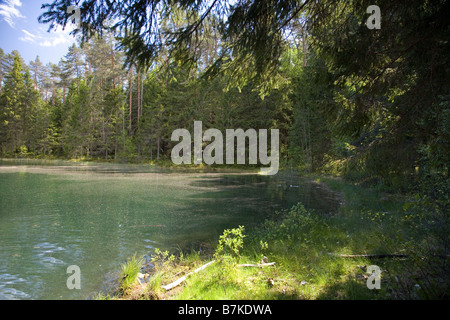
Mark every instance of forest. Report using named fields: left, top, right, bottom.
left=0, top=1, right=448, bottom=190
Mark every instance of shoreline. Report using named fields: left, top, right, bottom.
left=95, top=176, right=448, bottom=300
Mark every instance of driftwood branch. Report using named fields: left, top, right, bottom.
left=338, top=254, right=409, bottom=259
left=334, top=253, right=449, bottom=259
left=326, top=252, right=410, bottom=259
left=162, top=260, right=215, bottom=291
left=237, top=262, right=276, bottom=268
left=161, top=260, right=276, bottom=291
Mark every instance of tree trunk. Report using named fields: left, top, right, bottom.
left=301, top=24, right=307, bottom=67
left=111, top=46, right=116, bottom=90
left=128, top=67, right=133, bottom=133
left=137, top=72, right=140, bottom=130
left=157, top=136, right=160, bottom=160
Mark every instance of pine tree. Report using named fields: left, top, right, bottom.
left=0, top=48, right=6, bottom=91
left=0, top=51, right=39, bottom=155
left=29, top=56, right=45, bottom=91
left=64, top=44, right=85, bottom=92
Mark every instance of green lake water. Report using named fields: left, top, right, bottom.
left=0, top=159, right=342, bottom=300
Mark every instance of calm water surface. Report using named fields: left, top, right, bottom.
left=0, top=159, right=341, bottom=299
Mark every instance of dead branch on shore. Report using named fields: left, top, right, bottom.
left=337, top=254, right=409, bottom=259
left=237, top=262, right=276, bottom=267
left=161, top=260, right=216, bottom=291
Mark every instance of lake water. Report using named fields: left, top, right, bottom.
left=0, top=159, right=341, bottom=300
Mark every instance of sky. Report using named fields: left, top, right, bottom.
left=0, top=0, right=77, bottom=65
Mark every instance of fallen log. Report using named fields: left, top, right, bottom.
left=338, top=254, right=409, bottom=259
left=237, top=262, right=276, bottom=267
left=162, top=260, right=215, bottom=291
left=334, top=253, right=450, bottom=259
left=128, top=224, right=166, bottom=228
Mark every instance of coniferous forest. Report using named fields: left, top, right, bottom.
left=1, top=0, right=448, bottom=188
left=0, top=0, right=449, bottom=300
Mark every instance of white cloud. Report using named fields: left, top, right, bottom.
left=19, top=29, right=37, bottom=42
left=39, top=25, right=75, bottom=47
left=40, top=35, right=69, bottom=47
left=19, top=25, right=76, bottom=48
left=0, top=0, right=24, bottom=28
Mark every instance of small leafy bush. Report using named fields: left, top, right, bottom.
left=215, top=226, right=246, bottom=261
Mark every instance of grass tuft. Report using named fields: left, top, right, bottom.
left=119, top=254, right=144, bottom=294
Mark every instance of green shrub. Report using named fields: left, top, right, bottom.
left=215, top=226, right=246, bottom=261
left=119, top=254, right=143, bottom=292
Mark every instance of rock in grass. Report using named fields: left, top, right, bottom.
left=137, top=273, right=148, bottom=285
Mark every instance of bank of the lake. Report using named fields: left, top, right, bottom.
left=99, top=176, right=449, bottom=300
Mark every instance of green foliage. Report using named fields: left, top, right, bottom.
left=215, top=226, right=246, bottom=260
left=255, top=203, right=317, bottom=245
left=145, top=272, right=164, bottom=299
left=395, top=146, right=450, bottom=298
left=0, top=1, right=444, bottom=191
left=18, top=145, right=29, bottom=157
left=0, top=51, right=40, bottom=156
left=0, top=0, right=447, bottom=301
left=151, top=248, right=176, bottom=270
left=38, top=0, right=309, bottom=94
left=308, top=0, right=450, bottom=188
left=119, top=254, right=144, bottom=292
left=102, top=177, right=447, bottom=300
left=287, top=55, right=333, bottom=173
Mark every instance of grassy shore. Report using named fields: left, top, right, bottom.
left=97, top=175, right=448, bottom=300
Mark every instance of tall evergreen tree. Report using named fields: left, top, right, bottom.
left=0, top=48, right=7, bottom=91
left=0, top=51, right=39, bottom=155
